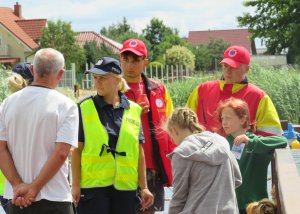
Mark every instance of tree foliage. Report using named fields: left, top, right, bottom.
left=100, top=17, right=140, bottom=43
left=84, top=41, right=119, bottom=65
left=142, top=18, right=189, bottom=61
left=39, top=20, right=86, bottom=70
left=237, top=0, right=300, bottom=63
left=165, top=45, right=195, bottom=71
left=192, top=38, right=229, bottom=71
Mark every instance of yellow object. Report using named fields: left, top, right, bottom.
left=80, top=98, right=141, bottom=190
left=0, top=172, right=5, bottom=195
left=291, top=139, right=300, bottom=149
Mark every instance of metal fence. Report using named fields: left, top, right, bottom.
left=75, top=64, right=191, bottom=89
left=54, top=55, right=290, bottom=90
left=59, top=63, right=192, bottom=90
left=145, top=64, right=190, bottom=83
left=58, top=63, right=76, bottom=88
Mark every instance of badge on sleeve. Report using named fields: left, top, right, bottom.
left=155, top=98, right=163, bottom=108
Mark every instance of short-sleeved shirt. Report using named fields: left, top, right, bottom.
left=0, top=86, right=79, bottom=201
left=78, top=93, right=144, bottom=149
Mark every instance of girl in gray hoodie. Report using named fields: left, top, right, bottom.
left=166, top=107, right=242, bottom=214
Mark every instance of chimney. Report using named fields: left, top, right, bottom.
left=14, top=2, right=22, bottom=18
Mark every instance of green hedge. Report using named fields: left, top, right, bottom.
left=166, top=65, right=300, bottom=123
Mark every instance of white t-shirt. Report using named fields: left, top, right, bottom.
left=0, top=86, right=78, bottom=202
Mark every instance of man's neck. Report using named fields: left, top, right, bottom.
left=31, top=80, right=55, bottom=89
left=124, top=75, right=142, bottom=83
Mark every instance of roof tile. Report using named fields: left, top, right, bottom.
left=187, top=29, right=254, bottom=52
left=76, top=31, right=122, bottom=53
left=0, top=6, right=46, bottom=50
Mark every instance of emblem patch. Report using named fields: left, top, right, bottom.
left=228, top=49, right=237, bottom=57
left=129, top=40, right=138, bottom=47
left=155, top=99, right=163, bottom=108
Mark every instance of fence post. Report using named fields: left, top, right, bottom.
left=71, top=63, right=76, bottom=86
left=180, top=65, right=183, bottom=82
left=166, top=65, right=169, bottom=84
left=150, top=65, right=153, bottom=79
left=171, top=65, right=174, bottom=83
left=186, top=65, right=189, bottom=81
left=155, top=64, right=158, bottom=79
left=176, top=65, right=179, bottom=81
left=161, top=64, right=164, bottom=82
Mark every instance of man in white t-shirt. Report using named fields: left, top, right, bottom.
left=0, top=48, right=78, bottom=214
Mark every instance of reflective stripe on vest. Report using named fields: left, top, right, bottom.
left=0, top=172, right=5, bottom=195
left=80, top=98, right=141, bottom=190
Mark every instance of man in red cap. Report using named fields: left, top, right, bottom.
left=120, top=39, right=176, bottom=214
left=186, top=45, right=282, bottom=137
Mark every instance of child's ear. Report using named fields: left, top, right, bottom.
left=241, top=116, right=248, bottom=128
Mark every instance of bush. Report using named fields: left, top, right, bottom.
left=165, top=46, right=195, bottom=71
left=0, top=65, right=10, bottom=103
left=248, top=64, right=300, bottom=123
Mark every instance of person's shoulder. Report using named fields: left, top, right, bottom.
left=78, top=95, right=93, bottom=105
left=148, top=78, right=165, bottom=87
left=247, top=83, right=267, bottom=95
left=199, top=79, right=219, bottom=87
left=51, top=90, right=77, bottom=106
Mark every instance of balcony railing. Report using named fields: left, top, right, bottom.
left=0, top=44, right=9, bottom=56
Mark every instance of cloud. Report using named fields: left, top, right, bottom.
left=2, top=0, right=253, bottom=36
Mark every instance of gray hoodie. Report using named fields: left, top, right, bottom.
left=167, top=131, right=242, bottom=214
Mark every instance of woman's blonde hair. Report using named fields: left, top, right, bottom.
left=118, top=76, right=130, bottom=93
left=167, top=107, right=205, bottom=134
left=246, top=198, right=277, bottom=214
left=7, top=73, right=28, bottom=93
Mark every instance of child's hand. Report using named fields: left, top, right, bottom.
left=233, top=134, right=249, bottom=146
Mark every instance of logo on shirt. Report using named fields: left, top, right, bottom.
left=155, top=99, right=163, bottom=108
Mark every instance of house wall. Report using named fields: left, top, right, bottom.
left=0, top=26, right=32, bottom=62
left=251, top=55, right=287, bottom=66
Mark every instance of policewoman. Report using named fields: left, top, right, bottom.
left=71, top=57, right=153, bottom=214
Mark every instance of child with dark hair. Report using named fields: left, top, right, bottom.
left=166, top=107, right=241, bottom=214
left=216, top=97, right=287, bottom=214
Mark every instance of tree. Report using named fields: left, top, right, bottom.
left=84, top=41, right=119, bottom=65
left=192, top=38, right=229, bottom=71
left=237, top=0, right=300, bottom=63
left=156, top=34, right=191, bottom=63
left=192, top=45, right=212, bottom=71
left=100, top=17, right=140, bottom=43
left=206, top=38, right=230, bottom=70
left=142, top=18, right=189, bottom=61
left=100, top=17, right=150, bottom=57
left=165, top=46, right=195, bottom=71
left=39, top=20, right=86, bottom=70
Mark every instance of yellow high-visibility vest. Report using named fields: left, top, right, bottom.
left=0, top=172, right=5, bottom=195
left=80, top=98, right=141, bottom=190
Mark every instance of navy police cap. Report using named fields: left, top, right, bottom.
left=87, top=57, right=122, bottom=75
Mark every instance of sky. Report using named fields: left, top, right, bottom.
left=1, top=0, right=256, bottom=38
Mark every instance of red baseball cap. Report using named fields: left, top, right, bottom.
left=120, top=39, right=147, bottom=57
left=220, top=45, right=250, bottom=68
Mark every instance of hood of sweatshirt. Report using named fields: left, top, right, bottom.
left=167, top=131, right=231, bottom=166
